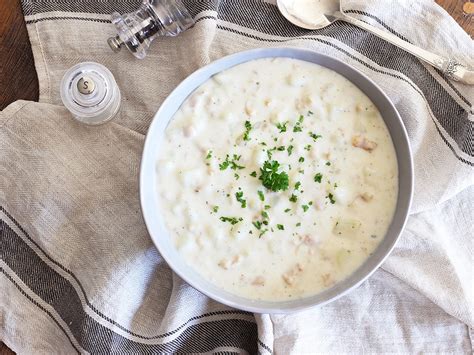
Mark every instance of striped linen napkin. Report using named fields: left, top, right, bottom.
left=1, top=0, right=472, bottom=353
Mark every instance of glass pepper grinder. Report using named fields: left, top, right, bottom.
left=107, top=0, right=194, bottom=59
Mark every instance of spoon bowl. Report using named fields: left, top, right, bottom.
left=277, top=0, right=339, bottom=30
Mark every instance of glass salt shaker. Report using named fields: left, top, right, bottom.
left=60, top=62, right=121, bottom=125
left=107, top=0, right=194, bottom=59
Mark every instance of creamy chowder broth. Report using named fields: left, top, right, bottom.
left=156, top=58, right=398, bottom=301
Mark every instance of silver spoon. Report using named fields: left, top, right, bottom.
left=277, top=0, right=474, bottom=85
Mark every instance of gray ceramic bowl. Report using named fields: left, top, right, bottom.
left=140, top=48, right=413, bottom=313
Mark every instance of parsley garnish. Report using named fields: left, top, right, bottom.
left=276, top=121, right=288, bottom=133
left=234, top=173, right=240, bottom=180
left=314, top=173, right=323, bottom=183
left=294, top=181, right=301, bottom=190
left=302, top=205, right=309, bottom=212
left=289, top=194, right=298, bottom=203
left=250, top=171, right=257, bottom=177
left=243, top=121, right=252, bottom=141
left=264, top=205, right=271, bottom=210
left=326, top=161, right=331, bottom=166
left=298, top=157, right=305, bottom=163
left=287, top=145, right=294, bottom=156
left=261, top=211, right=269, bottom=219
left=266, top=147, right=276, bottom=159
left=277, top=224, right=284, bottom=230
left=296, top=222, right=301, bottom=227
left=235, top=191, right=246, bottom=208
left=252, top=221, right=262, bottom=230
left=212, top=206, right=219, bottom=213
left=206, top=150, right=213, bottom=159
left=259, top=229, right=269, bottom=238
left=219, top=154, right=245, bottom=170
left=257, top=190, right=265, bottom=201
left=327, top=193, right=336, bottom=204
left=220, top=216, right=242, bottom=225
left=284, top=208, right=291, bottom=213
left=259, top=160, right=289, bottom=192
left=308, top=110, right=314, bottom=115
left=276, top=146, right=285, bottom=151
left=309, top=132, right=322, bottom=141
left=293, top=115, right=304, bottom=132
left=304, top=144, right=312, bottom=151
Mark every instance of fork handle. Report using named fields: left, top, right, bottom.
left=333, top=11, right=474, bottom=85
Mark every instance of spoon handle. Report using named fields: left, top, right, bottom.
left=333, top=11, right=474, bottom=85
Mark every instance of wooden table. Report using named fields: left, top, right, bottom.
left=0, top=1, right=471, bottom=354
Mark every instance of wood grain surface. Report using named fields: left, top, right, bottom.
left=0, top=0, right=471, bottom=354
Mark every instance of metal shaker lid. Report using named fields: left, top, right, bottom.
left=60, top=62, right=121, bottom=125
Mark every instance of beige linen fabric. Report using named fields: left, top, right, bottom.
left=1, top=0, right=473, bottom=353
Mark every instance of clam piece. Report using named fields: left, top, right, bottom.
left=352, top=135, right=377, bottom=152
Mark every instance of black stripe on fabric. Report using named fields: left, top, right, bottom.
left=26, top=16, right=111, bottom=24
left=0, top=206, right=254, bottom=341
left=258, top=339, right=273, bottom=354
left=21, top=0, right=473, bottom=163
left=1, top=213, right=259, bottom=353
left=0, top=268, right=81, bottom=354
left=21, top=0, right=142, bottom=16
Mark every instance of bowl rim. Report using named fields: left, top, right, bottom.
left=140, top=47, right=414, bottom=313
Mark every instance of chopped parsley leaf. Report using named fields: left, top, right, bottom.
left=289, top=194, right=298, bottom=203
left=212, top=206, right=219, bottom=213
left=309, top=132, right=322, bottom=141
left=314, top=173, right=323, bottom=183
left=258, top=229, right=268, bottom=238
left=296, top=222, right=301, bottom=227
left=259, top=160, right=289, bottom=192
left=276, top=121, right=288, bottom=133
left=220, top=216, right=242, bottom=225
left=284, top=208, right=291, bottom=213
left=252, top=221, right=262, bottom=230
left=302, top=205, right=309, bottom=212
left=298, top=157, right=305, bottom=163
left=250, top=171, right=257, bottom=177
left=235, top=191, right=247, bottom=208
left=234, top=173, right=239, bottom=180
left=264, top=205, right=271, bottom=210
left=277, top=224, right=284, bottom=230
left=266, top=147, right=276, bottom=159
left=261, top=211, right=269, bottom=219
left=276, top=146, right=285, bottom=151
left=219, top=157, right=229, bottom=170
left=326, top=161, right=331, bottom=166
left=294, top=181, right=301, bottom=190
left=243, top=121, right=252, bottom=141
left=308, top=110, right=314, bottom=115
left=257, top=190, right=265, bottom=201
left=308, top=201, right=313, bottom=205
left=219, top=154, right=244, bottom=170
left=327, top=193, right=336, bottom=204
left=287, top=145, right=294, bottom=156
left=293, top=115, right=304, bottom=132
left=304, top=144, right=312, bottom=151
left=206, top=150, right=212, bottom=159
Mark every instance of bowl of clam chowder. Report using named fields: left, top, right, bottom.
left=140, top=48, right=413, bottom=313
